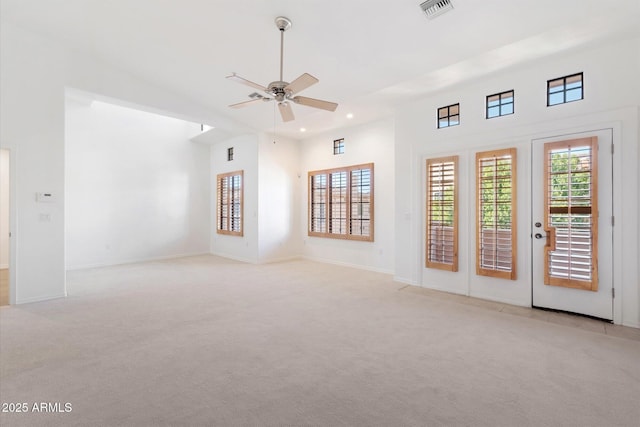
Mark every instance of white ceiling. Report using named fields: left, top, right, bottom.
left=2, top=0, right=639, bottom=139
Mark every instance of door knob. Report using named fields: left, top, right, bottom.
left=535, top=233, right=544, bottom=239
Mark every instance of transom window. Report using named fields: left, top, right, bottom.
left=437, top=103, right=460, bottom=128
left=486, top=90, right=514, bottom=119
left=426, top=156, right=458, bottom=271
left=308, top=163, right=374, bottom=241
left=547, top=72, right=583, bottom=106
left=216, top=170, right=243, bottom=236
left=476, top=148, right=517, bottom=279
left=333, top=138, right=345, bottom=155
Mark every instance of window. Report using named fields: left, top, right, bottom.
left=227, top=147, right=234, bottom=161
left=486, top=90, right=514, bottom=118
left=547, top=72, right=583, bottom=106
left=426, top=156, right=458, bottom=271
left=437, top=103, right=459, bottom=128
left=308, top=163, right=374, bottom=241
left=476, top=148, right=517, bottom=279
left=333, top=138, right=344, bottom=155
left=216, top=170, right=243, bottom=236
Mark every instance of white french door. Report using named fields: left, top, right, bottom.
left=531, top=130, right=613, bottom=320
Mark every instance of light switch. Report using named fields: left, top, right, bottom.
left=36, top=192, right=57, bottom=203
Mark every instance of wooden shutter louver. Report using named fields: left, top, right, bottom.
left=476, top=148, right=517, bottom=279
left=544, top=138, right=598, bottom=290
left=308, top=163, right=374, bottom=241
left=216, top=170, right=243, bottom=236
left=426, top=156, right=458, bottom=271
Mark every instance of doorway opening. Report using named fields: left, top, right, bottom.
left=1, top=148, right=10, bottom=306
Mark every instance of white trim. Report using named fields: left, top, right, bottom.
left=393, top=276, right=417, bottom=286
left=16, top=293, right=67, bottom=305
left=468, top=291, right=530, bottom=308
left=65, top=252, right=210, bottom=271
left=210, top=251, right=256, bottom=264
left=416, top=283, right=467, bottom=296
left=301, top=255, right=394, bottom=275
left=258, top=255, right=302, bottom=265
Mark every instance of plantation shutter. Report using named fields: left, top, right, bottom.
left=308, top=164, right=374, bottom=241
left=476, top=148, right=517, bottom=279
left=426, top=156, right=458, bottom=271
left=216, top=171, right=243, bottom=236
left=544, top=138, right=598, bottom=290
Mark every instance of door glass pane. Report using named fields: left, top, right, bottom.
left=546, top=143, right=595, bottom=284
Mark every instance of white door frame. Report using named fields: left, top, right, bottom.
left=530, top=127, right=617, bottom=321
left=0, top=147, right=17, bottom=305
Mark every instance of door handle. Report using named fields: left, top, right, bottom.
left=535, top=233, right=545, bottom=239
left=544, top=227, right=556, bottom=251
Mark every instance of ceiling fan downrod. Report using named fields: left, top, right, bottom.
left=275, top=16, right=291, bottom=83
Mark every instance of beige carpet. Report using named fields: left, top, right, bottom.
left=1, top=255, right=639, bottom=426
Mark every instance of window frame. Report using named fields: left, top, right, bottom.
left=216, top=170, right=244, bottom=236
left=333, top=138, right=345, bottom=155
left=437, top=103, right=460, bottom=129
left=475, top=148, right=517, bottom=280
left=486, top=90, right=514, bottom=119
left=547, top=72, right=583, bottom=106
left=308, top=163, right=374, bottom=242
left=425, top=156, right=458, bottom=271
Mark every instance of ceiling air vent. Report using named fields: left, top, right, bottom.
left=420, top=0, right=454, bottom=19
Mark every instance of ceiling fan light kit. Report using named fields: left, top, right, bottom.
left=226, top=16, right=338, bottom=122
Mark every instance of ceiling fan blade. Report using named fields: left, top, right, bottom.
left=278, top=102, right=295, bottom=122
left=293, top=96, right=338, bottom=112
left=285, top=73, right=319, bottom=95
left=226, top=73, right=267, bottom=92
left=229, top=98, right=265, bottom=109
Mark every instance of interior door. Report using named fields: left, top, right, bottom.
left=531, top=130, right=613, bottom=320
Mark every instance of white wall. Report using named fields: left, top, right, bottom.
left=258, top=134, right=302, bottom=263
left=0, top=24, right=67, bottom=303
left=300, top=118, right=395, bottom=274
left=0, top=149, right=9, bottom=269
left=0, top=22, right=241, bottom=303
left=395, top=37, right=640, bottom=327
left=210, top=134, right=259, bottom=263
left=65, top=99, right=210, bottom=269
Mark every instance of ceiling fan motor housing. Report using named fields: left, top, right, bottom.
left=267, top=81, right=292, bottom=102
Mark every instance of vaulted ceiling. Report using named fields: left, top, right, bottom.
left=2, top=0, right=639, bottom=138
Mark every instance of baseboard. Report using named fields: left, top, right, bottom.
left=66, top=252, right=210, bottom=270
left=622, top=320, right=640, bottom=329
left=418, top=283, right=468, bottom=296
left=393, top=276, right=417, bottom=286
left=210, top=251, right=257, bottom=264
left=301, top=256, right=393, bottom=275
left=259, top=255, right=303, bottom=264
left=469, top=292, right=529, bottom=308
left=16, top=292, right=67, bottom=305
left=0, top=264, right=8, bottom=269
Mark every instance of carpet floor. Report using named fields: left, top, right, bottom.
left=1, top=255, right=639, bottom=426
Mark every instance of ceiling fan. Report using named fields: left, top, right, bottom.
left=226, top=16, right=338, bottom=122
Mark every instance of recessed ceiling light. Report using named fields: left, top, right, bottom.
left=346, top=113, right=354, bottom=119
left=300, top=127, right=306, bottom=132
